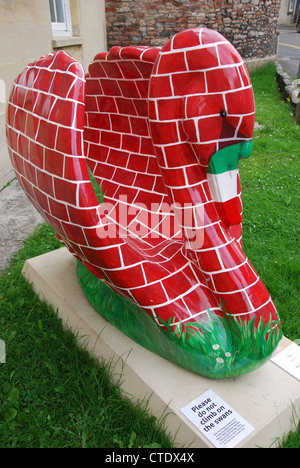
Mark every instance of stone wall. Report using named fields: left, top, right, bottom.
left=276, top=63, right=300, bottom=125
left=106, top=0, right=281, bottom=61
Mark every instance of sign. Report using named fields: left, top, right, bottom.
left=271, top=341, right=300, bottom=381
left=181, top=389, right=254, bottom=448
left=0, top=339, right=5, bottom=363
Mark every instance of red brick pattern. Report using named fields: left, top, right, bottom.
left=6, top=28, right=278, bottom=331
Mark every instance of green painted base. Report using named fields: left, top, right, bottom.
left=76, top=260, right=282, bottom=379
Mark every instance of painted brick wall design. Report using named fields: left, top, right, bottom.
left=106, top=0, right=282, bottom=61
left=6, top=28, right=279, bottom=338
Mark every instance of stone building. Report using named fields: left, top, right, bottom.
left=0, top=0, right=107, bottom=187
left=279, top=0, right=300, bottom=25
left=106, top=0, right=282, bottom=66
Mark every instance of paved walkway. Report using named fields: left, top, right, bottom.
left=278, top=27, right=300, bottom=79
left=0, top=178, right=43, bottom=271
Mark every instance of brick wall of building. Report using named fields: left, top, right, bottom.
left=105, top=0, right=281, bottom=61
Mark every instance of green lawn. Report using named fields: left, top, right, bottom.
left=0, top=63, right=299, bottom=448
left=239, top=63, right=300, bottom=448
left=0, top=224, right=173, bottom=448
left=240, top=64, right=300, bottom=344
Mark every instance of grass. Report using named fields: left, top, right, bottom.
left=240, top=63, right=300, bottom=344
left=240, top=63, right=300, bottom=448
left=0, top=62, right=299, bottom=447
left=77, top=258, right=281, bottom=379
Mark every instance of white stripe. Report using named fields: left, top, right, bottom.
left=207, top=169, right=237, bottom=203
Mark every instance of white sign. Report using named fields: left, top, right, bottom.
left=0, top=339, right=5, bottom=363
left=271, top=342, right=300, bottom=381
left=181, top=389, right=255, bottom=448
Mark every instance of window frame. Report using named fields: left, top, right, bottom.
left=288, top=0, right=295, bottom=14
left=49, top=0, right=73, bottom=37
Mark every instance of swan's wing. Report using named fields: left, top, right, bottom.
left=5, top=51, right=204, bottom=317
left=6, top=51, right=124, bottom=277
left=85, top=46, right=182, bottom=243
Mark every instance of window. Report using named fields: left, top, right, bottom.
left=288, top=0, right=295, bottom=14
left=49, top=0, right=72, bottom=36
left=0, top=79, right=5, bottom=104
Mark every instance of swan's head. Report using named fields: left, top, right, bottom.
left=149, top=28, right=255, bottom=227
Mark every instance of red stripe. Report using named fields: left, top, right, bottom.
left=215, top=197, right=242, bottom=226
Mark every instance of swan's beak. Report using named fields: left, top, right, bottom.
left=207, top=141, right=253, bottom=226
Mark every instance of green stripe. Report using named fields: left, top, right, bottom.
left=207, top=141, right=253, bottom=175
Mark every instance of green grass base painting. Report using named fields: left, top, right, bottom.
left=76, top=259, right=282, bottom=379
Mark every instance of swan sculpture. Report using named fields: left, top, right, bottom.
left=6, top=28, right=281, bottom=378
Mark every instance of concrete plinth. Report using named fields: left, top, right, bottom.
left=22, top=248, right=300, bottom=448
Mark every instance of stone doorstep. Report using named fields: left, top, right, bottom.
left=22, top=247, right=300, bottom=448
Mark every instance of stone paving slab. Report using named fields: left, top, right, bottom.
left=0, top=178, right=43, bottom=271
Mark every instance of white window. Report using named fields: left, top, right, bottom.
left=0, top=79, right=6, bottom=104
left=288, top=0, right=295, bottom=14
left=49, top=0, right=72, bottom=36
